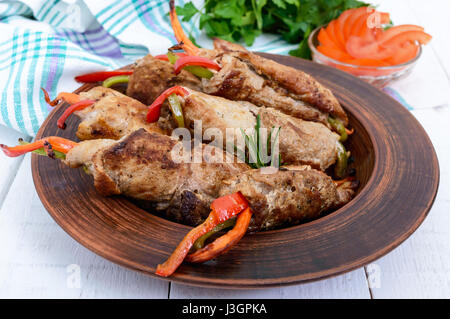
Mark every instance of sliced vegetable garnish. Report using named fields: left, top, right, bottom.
left=317, top=8, right=431, bottom=67
left=167, top=93, right=185, bottom=128
left=146, top=86, right=189, bottom=123
left=184, top=65, right=215, bottom=79
left=318, top=28, right=340, bottom=50
left=1, top=136, right=78, bottom=157
left=376, top=25, right=424, bottom=44
left=173, top=56, right=221, bottom=75
left=382, top=30, right=432, bottom=47
left=102, top=75, right=130, bottom=88
left=384, top=42, right=419, bottom=65
left=169, top=0, right=199, bottom=56
left=325, top=20, right=345, bottom=51
left=155, top=212, right=218, bottom=277
left=186, top=207, right=252, bottom=263
left=317, top=45, right=352, bottom=61
left=41, top=88, right=80, bottom=106
left=74, top=70, right=133, bottom=83
left=154, top=51, right=189, bottom=63
left=343, top=7, right=368, bottom=41
left=192, top=218, right=236, bottom=250
left=334, top=141, right=349, bottom=179
left=155, top=191, right=249, bottom=277
left=57, top=99, right=95, bottom=129
left=328, top=116, right=349, bottom=142
left=165, top=51, right=215, bottom=78
left=18, top=139, right=67, bottom=159
left=210, top=191, right=249, bottom=223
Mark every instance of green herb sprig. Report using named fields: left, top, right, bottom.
left=175, top=0, right=369, bottom=59
left=235, top=115, right=281, bottom=169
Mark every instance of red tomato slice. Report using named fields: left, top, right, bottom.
left=344, top=7, right=369, bottom=40
left=326, top=20, right=346, bottom=51
left=335, top=8, right=356, bottom=48
left=318, top=28, right=340, bottom=49
left=382, top=30, right=432, bottom=47
left=377, top=25, right=424, bottom=44
left=346, top=36, right=396, bottom=60
left=317, top=45, right=352, bottom=61
left=384, top=42, right=419, bottom=65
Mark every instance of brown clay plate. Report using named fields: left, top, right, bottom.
left=32, top=53, right=439, bottom=288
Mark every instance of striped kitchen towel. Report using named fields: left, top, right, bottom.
left=0, top=0, right=424, bottom=137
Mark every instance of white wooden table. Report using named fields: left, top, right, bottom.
left=0, top=0, right=449, bottom=299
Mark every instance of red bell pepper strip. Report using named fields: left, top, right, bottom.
left=185, top=207, right=252, bottom=263
left=146, top=86, right=189, bottom=123
left=210, top=191, right=249, bottom=223
left=57, top=99, right=95, bottom=129
left=74, top=70, right=133, bottom=83
left=154, top=52, right=189, bottom=62
left=41, top=88, right=81, bottom=106
left=155, top=191, right=249, bottom=277
left=155, top=212, right=218, bottom=277
left=1, top=137, right=78, bottom=157
left=174, top=56, right=221, bottom=75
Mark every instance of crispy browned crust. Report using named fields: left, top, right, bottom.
left=181, top=88, right=339, bottom=170
left=77, top=87, right=165, bottom=140
left=220, top=166, right=354, bottom=231
left=258, top=107, right=339, bottom=170
left=213, top=38, right=247, bottom=53
left=183, top=89, right=256, bottom=134
left=126, top=54, right=202, bottom=105
left=65, top=129, right=355, bottom=230
left=231, top=51, right=348, bottom=125
left=67, top=129, right=249, bottom=225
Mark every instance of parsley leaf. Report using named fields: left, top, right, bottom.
left=176, top=0, right=370, bottom=59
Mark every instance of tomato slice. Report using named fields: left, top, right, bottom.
left=345, top=36, right=385, bottom=60
left=384, top=42, right=419, bottom=65
left=377, top=25, right=424, bottom=44
left=317, top=45, right=352, bottom=61
left=382, top=30, right=432, bottom=47
left=318, top=28, right=340, bottom=49
left=344, top=7, right=369, bottom=40
left=326, top=20, right=345, bottom=51
left=335, top=8, right=355, bottom=49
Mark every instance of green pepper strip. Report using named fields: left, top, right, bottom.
left=167, top=51, right=214, bottom=79
left=167, top=51, right=178, bottom=64
left=328, top=116, right=348, bottom=142
left=18, top=140, right=66, bottom=159
left=192, top=218, right=236, bottom=250
left=334, top=141, right=348, bottom=179
left=167, top=93, right=185, bottom=128
left=102, top=75, right=130, bottom=88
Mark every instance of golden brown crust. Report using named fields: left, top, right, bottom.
left=77, top=87, right=164, bottom=140
left=126, top=54, right=202, bottom=105
left=258, top=107, right=339, bottom=170
left=181, top=88, right=339, bottom=170
left=213, top=38, right=247, bottom=53
left=64, top=130, right=355, bottom=230
left=234, top=51, right=348, bottom=125
left=220, top=166, right=353, bottom=231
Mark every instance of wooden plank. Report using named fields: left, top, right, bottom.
left=0, top=124, right=30, bottom=208
left=0, top=155, right=169, bottom=298
left=170, top=269, right=371, bottom=299
left=369, top=106, right=450, bottom=298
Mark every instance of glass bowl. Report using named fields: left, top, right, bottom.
left=308, top=26, right=422, bottom=88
